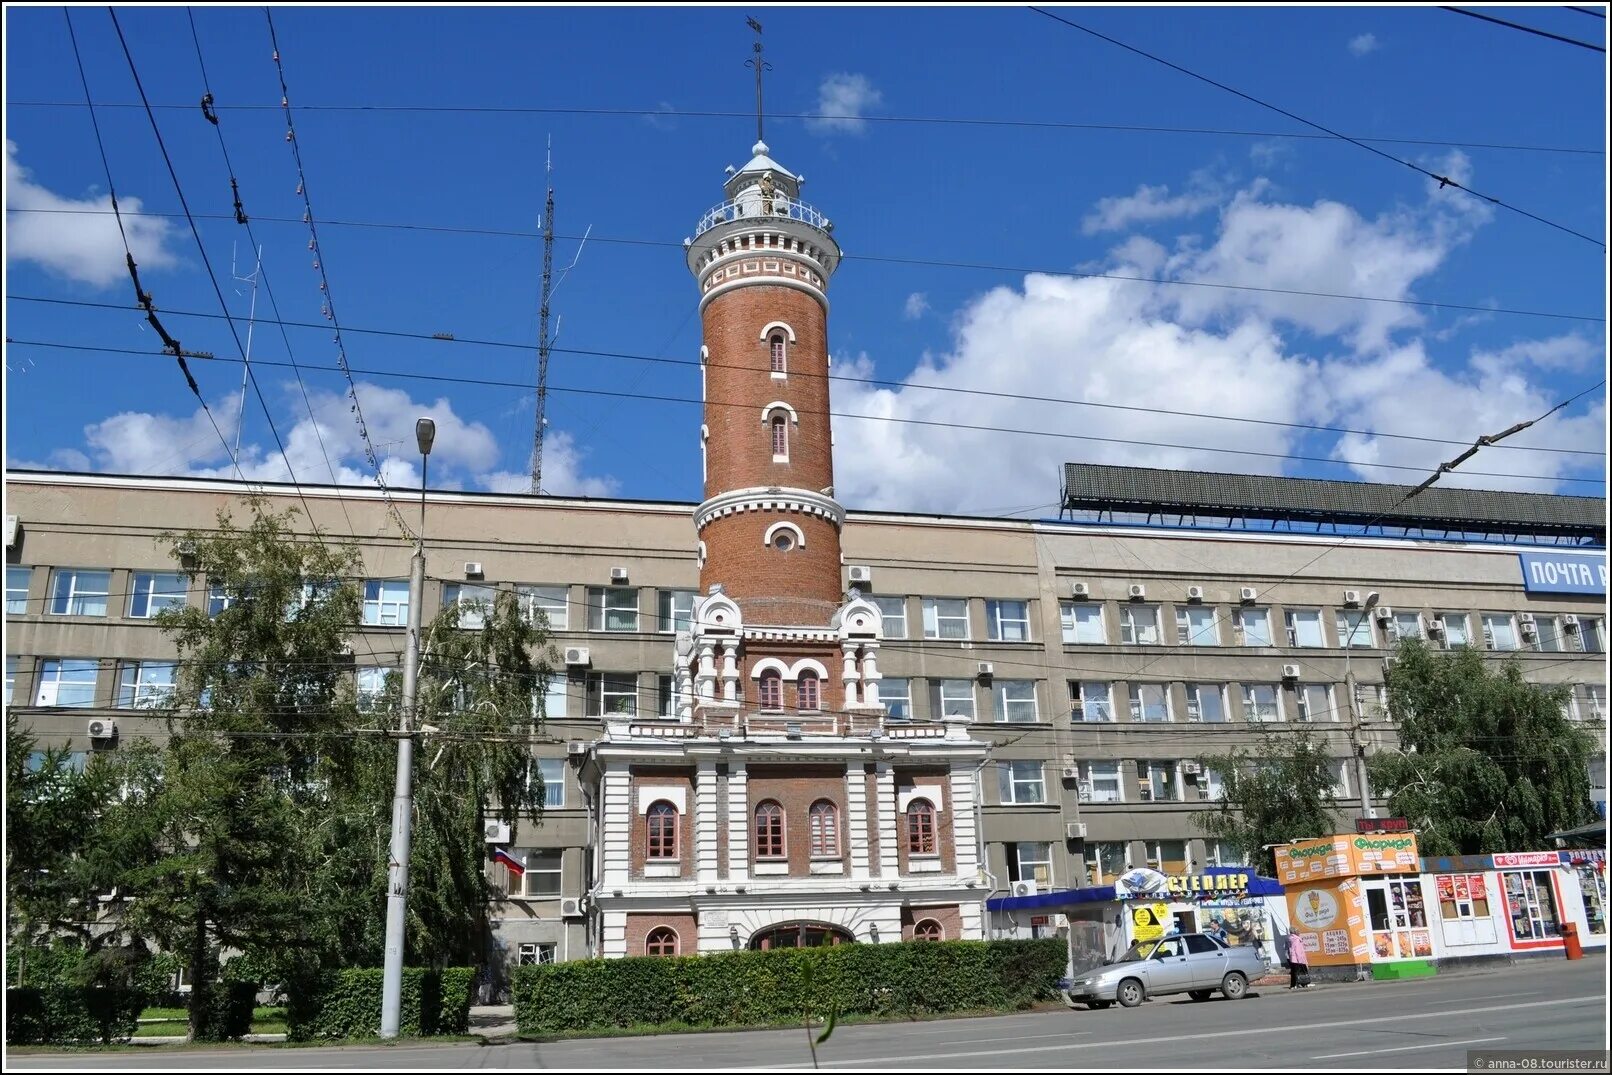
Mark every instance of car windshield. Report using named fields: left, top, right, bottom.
left=1118, top=940, right=1161, bottom=962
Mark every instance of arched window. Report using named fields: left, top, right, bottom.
left=906, top=798, right=937, bottom=856
left=913, top=918, right=944, bottom=941
left=750, top=922, right=855, bottom=950
left=759, top=669, right=783, bottom=710
left=809, top=799, right=840, bottom=857
left=771, top=415, right=788, bottom=459
left=646, top=800, right=678, bottom=860
left=770, top=332, right=787, bottom=374
left=646, top=926, right=679, bottom=956
left=755, top=800, right=786, bottom=858
left=797, top=671, right=820, bottom=712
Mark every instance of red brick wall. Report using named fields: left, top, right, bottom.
left=625, top=912, right=698, bottom=957
left=894, top=768, right=956, bottom=875
left=747, top=764, right=849, bottom=874
left=741, top=640, right=845, bottom=714
left=699, top=511, right=844, bottom=612
left=627, top=766, right=696, bottom=880
left=900, top=904, right=963, bottom=942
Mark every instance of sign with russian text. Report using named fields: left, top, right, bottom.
left=1355, top=817, right=1411, bottom=833
left=1492, top=851, right=1561, bottom=869
left=1518, top=551, right=1606, bottom=595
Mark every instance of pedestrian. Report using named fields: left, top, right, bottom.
left=1207, top=920, right=1228, bottom=946
left=1286, top=931, right=1313, bottom=989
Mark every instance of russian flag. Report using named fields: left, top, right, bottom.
left=493, top=847, right=525, bottom=876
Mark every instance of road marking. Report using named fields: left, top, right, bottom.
left=916, top=1031, right=1092, bottom=1046
left=1421, top=992, right=1531, bottom=1005
left=741, top=996, right=1598, bottom=1070
left=1311, top=1035, right=1506, bottom=1060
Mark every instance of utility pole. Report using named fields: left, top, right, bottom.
left=530, top=141, right=555, bottom=494
left=1344, top=591, right=1380, bottom=820
left=380, top=418, right=435, bottom=1039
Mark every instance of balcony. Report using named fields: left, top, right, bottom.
left=696, top=196, right=831, bottom=238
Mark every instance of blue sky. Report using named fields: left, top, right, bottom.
left=4, top=5, right=1606, bottom=516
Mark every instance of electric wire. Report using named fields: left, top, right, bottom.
left=1440, top=6, right=1606, bottom=52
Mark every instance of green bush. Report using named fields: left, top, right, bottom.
left=5, top=985, right=144, bottom=1045
left=189, top=980, right=259, bottom=1042
left=511, top=939, right=1066, bottom=1036
left=284, top=967, right=474, bottom=1041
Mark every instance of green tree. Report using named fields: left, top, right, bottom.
left=1368, top=638, right=1596, bottom=856
left=1196, top=725, right=1340, bottom=876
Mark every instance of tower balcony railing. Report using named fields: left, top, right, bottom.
left=696, top=196, right=832, bottom=238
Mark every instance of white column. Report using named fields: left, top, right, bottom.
left=875, top=763, right=899, bottom=880
left=841, top=643, right=859, bottom=704
left=959, top=897, right=986, bottom=941
left=948, top=763, right=979, bottom=880
left=677, top=663, right=696, bottom=721
left=697, top=640, right=718, bottom=700
left=601, top=909, right=628, bottom=959
left=721, top=643, right=740, bottom=703
left=600, top=766, right=633, bottom=889
left=695, top=761, right=720, bottom=884
left=862, top=645, right=882, bottom=707
left=846, top=765, right=871, bottom=880
left=727, top=762, right=749, bottom=881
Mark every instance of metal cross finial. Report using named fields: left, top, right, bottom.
left=744, top=17, right=770, bottom=144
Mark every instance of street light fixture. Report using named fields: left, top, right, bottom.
left=380, top=419, right=435, bottom=1039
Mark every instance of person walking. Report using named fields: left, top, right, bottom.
left=1287, top=931, right=1313, bottom=989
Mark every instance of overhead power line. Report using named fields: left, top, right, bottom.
left=8, top=205, right=1602, bottom=326
left=1029, top=7, right=1606, bottom=248
left=1440, top=6, right=1606, bottom=52
left=1567, top=6, right=1607, bottom=19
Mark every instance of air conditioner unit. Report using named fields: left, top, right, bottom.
left=1185, top=586, right=1205, bottom=603
left=1517, top=612, right=1536, bottom=624
left=87, top=718, right=117, bottom=741
left=1374, top=606, right=1394, bottom=622
left=567, top=739, right=587, bottom=756
left=609, top=566, right=629, bottom=583
left=1181, top=760, right=1202, bottom=776
left=1563, top=614, right=1581, bottom=629
left=463, top=562, right=484, bottom=578
left=3, top=515, right=17, bottom=548
left=564, top=646, right=591, bottom=667
left=847, top=565, right=873, bottom=584
left=1071, top=581, right=1091, bottom=599
left=560, top=897, right=584, bottom=918
left=1077, top=781, right=1093, bottom=800
left=1520, top=621, right=1539, bottom=639
left=338, top=640, right=354, bottom=656
left=1010, top=879, right=1039, bottom=898
left=1343, top=590, right=1362, bottom=607
left=1065, top=822, right=1087, bottom=841
left=976, top=662, right=994, bottom=678
left=175, top=538, right=199, bottom=559
left=1239, top=587, right=1257, bottom=603
left=1060, top=765, right=1080, bottom=780
left=1281, top=664, right=1301, bottom=680
left=1426, top=619, right=1446, bottom=634
left=483, top=821, right=511, bottom=844
left=1128, top=584, right=1147, bottom=600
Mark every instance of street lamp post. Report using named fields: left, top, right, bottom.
left=380, top=417, right=435, bottom=1039
left=1344, top=590, right=1380, bottom=821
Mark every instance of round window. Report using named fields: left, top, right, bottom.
left=772, top=531, right=794, bottom=551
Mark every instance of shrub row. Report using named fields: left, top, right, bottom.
left=511, top=939, right=1067, bottom=1036
left=284, top=967, right=474, bottom=1041
left=5, top=986, right=145, bottom=1045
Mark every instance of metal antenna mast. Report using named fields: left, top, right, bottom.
left=230, top=242, right=263, bottom=466
left=745, top=17, right=769, bottom=143
left=531, top=138, right=556, bottom=493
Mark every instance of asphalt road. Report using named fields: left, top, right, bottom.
left=8, top=957, right=1607, bottom=1070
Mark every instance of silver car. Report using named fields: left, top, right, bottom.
left=1064, top=932, right=1267, bottom=1009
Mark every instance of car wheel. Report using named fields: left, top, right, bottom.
left=1221, top=972, right=1248, bottom=1000
left=1116, top=979, right=1145, bottom=1008
left=1086, top=1000, right=1111, bottom=1010
left=1188, top=989, right=1213, bottom=1001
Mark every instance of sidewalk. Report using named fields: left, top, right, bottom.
left=469, top=1004, right=517, bottom=1041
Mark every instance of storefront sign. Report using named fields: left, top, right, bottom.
left=1276, top=833, right=1421, bottom=882
left=1115, top=867, right=1171, bottom=900
left=1131, top=902, right=1170, bottom=943
left=1355, top=817, right=1410, bottom=833
left=1517, top=550, right=1606, bottom=595
left=1295, top=887, right=1341, bottom=930
left=1493, top=851, right=1562, bottom=868
left=1561, top=850, right=1606, bottom=866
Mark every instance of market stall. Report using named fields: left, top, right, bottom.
left=1274, top=833, right=1434, bottom=980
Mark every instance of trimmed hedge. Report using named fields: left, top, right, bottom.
left=511, top=939, right=1066, bottom=1036
left=5, top=985, right=144, bottom=1045
left=285, top=967, right=474, bottom=1041
left=190, top=980, right=259, bottom=1043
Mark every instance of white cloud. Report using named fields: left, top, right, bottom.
left=1081, top=181, right=1225, bottom=235
left=806, top=73, right=882, bottom=135
left=1349, top=33, right=1380, bottom=56
left=4, top=139, right=180, bottom=287
left=481, top=432, right=620, bottom=498
left=643, top=102, right=678, bottom=131
left=903, top=292, right=931, bottom=320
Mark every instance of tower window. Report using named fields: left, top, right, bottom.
left=755, top=800, right=786, bottom=858
left=770, top=333, right=787, bottom=374
left=797, top=671, right=820, bottom=712
left=646, top=800, right=679, bottom=860
left=906, top=799, right=937, bottom=856
left=645, top=926, right=679, bottom=957
left=771, top=415, right=788, bottom=460
left=759, top=669, right=783, bottom=710
left=809, top=800, right=840, bottom=857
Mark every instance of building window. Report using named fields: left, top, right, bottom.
left=913, top=919, right=943, bottom=941
left=657, top=589, right=696, bottom=633
left=1576, top=617, right=1605, bottom=654
left=587, top=587, right=640, bottom=632
left=1185, top=683, right=1226, bottom=723
left=117, top=661, right=177, bottom=709
left=1085, top=841, right=1128, bottom=885
left=1080, top=761, right=1123, bottom=803
left=758, top=670, right=783, bottom=710
left=906, top=799, right=937, bottom=855
left=1060, top=602, right=1105, bottom=644
left=922, top=598, right=971, bottom=641
left=769, top=527, right=798, bottom=551
left=535, top=757, right=566, bottom=809
left=645, top=927, right=679, bottom=957
left=517, top=585, right=569, bottom=631
left=516, top=849, right=562, bottom=899
left=755, top=801, right=786, bottom=858
left=1330, top=759, right=1352, bottom=798
left=1533, top=615, right=1563, bottom=652
left=1243, top=683, right=1282, bottom=722
left=5, top=657, right=16, bottom=706
left=6, top=566, right=30, bottom=615
left=1573, top=685, right=1607, bottom=723
left=1389, top=611, right=1423, bottom=642
left=1201, top=768, right=1227, bottom=802
left=656, top=674, right=680, bottom=718
left=1234, top=607, right=1274, bottom=646
left=870, top=596, right=907, bottom=639
left=49, top=569, right=111, bottom=617
left=771, top=415, right=788, bottom=460
left=1285, top=609, right=1326, bottom=648
left=1129, top=683, right=1171, bottom=723
left=1437, top=611, right=1472, bottom=649
left=517, top=942, right=556, bottom=966
left=1119, top=604, right=1161, bottom=645
left=992, top=680, right=1038, bottom=723
left=1144, top=839, right=1189, bottom=873
left=205, top=583, right=236, bottom=617
left=881, top=677, right=911, bottom=720
left=1481, top=613, right=1519, bottom=651
left=997, top=760, right=1046, bottom=805
left=1175, top=606, right=1219, bottom=646
left=1207, top=841, right=1244, bottom=866
left=930, top=679, right=976, bottom=721
left=1138, top=761, right=1180, bottom=802
left=124, top=571, right=187, bottom=619
left=1296, top=683, right=1336, bottom=722
left=769, top=332, right=787, bottom=373
left=1335, top=612, right=1376, bottom=649
left=809, top=800, right=840, bottom=857
left=987, top=600, right=1031, bottom=642
left=443, top=583, right=498, bottom=630
left=1011, top=841, right=1053, bottom=888
left=1070, top=680, right=1114, bottom=722
left=586, top=672, right=638, bottom=717
left=646, top=801, right=679, bottom=859
left=362, top=579, right=410, bottom=626
left=537, top=673, right=568, bottom=721
left=34, top=658, right=98, bottom=707
left=797, top=671, right=821, bottom=712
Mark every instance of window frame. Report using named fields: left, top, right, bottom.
left=442, top=583, right=498, bottom=630
left=797, top=671, right=821, bottom=712
left=1576, top=616, right=1605, bottom=654
left=536, top=757, right=567, bottom=809
left=1242, top=682, right=1283, bottom=723
left=646, top=800, right=679, bottom=860
left=1070, top=680, right=1114, bottom=722
left=657, top=589, right=697, bottom=633
left=912, top=919, right=944, bottom=941
left=518, top=585, right=569, bottom=631
left=48, top=568, right=111, bottom=618
left=770, top=414, right=789, bottom=460
left=117, top=660, right=178, bottom=709
left=758, top=670, right=783, bottom=711
left=1235, top=607, right=1274, bottom=647
left=34, top=658, right=99, bottom=707
left=880, top=677, right=912, bottom=720
left=992, top=679, right=1039, bottom=723
left=1080, top=760, right=1124, bottom=803
left=1128, top=682, right=1171, bottom=723
left=126, top=571, right=188, bottom=619
left=586, top=672, right=639, bottom=717
left=808, top=799, right=840, bottom=858
left=769, top=331, right=788, bottom=374
left=1285, top=608, right=1326, bottom=648
left=1174, top=605, right=1220, bottom=646
left=870, top=596, right=908, bottom=639
left=1184, top=682, right=1227, bottom=723
left=515, top=848, right=562, bottom=899
left=1119, top=604, right=1161, bottom=645
left=362, top=579, right=410, bottom=627
left=1013, top=841, right=1054, bottom=888
left=1335, top=611, right=1376, bottom=649
left=587, top=586, right=641, bottom=633
left=1438, top=611, right=1472, bottom=649
left=645, top=926, right=679, bottom=957
left=930, top=679, right=977, bottom=721
left=6, top=566, right=30, bottom=616
left=1137, top=760, right=1181, bottom=803
left=1389, top=611, right=1424, bottom=642
left=754, top=800, right=787, bottom=859
left=997, top=760, right=1047, bottom=805
left=1085, top=841, right=1129, bottom=885
left=1296, top=682, right=1336, bottom=723
left=906, top=798, right=937, bottom=856
left=921, top=597, right=972, bottom=641
left=986, top=599, right=1032, bottom=642
left=356, top=666, right=392, bottom=712
left=1060, top=601, right=1106, bottom=644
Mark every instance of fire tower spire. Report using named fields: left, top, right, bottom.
left=745, top=16, right=769, bottom=145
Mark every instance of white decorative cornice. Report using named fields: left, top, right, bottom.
left=696, top=486, right=845, bottom=532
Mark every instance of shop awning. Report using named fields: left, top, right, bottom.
left=1545, top=819, right=1607, bottom=849
left=987, top=867, right=1284, bottom=912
